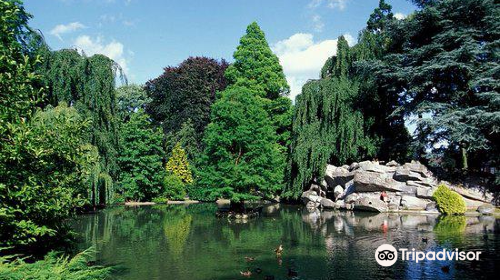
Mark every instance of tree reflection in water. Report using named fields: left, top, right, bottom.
left=71, top=204, right=500, bottom=280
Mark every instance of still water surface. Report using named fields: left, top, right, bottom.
left=71, top=204, right=500, bottom=280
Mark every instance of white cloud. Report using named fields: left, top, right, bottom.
left=273, top=33, right=354, bottom=101
left=73, top=35, right=130, bottom=75
left=327, top=0, right=348, bottom=10
left=312, top=15, right=324, bottom=32
left=308, top=0, right=349, bottom=11
left=50, top=22, right=86, bottom=40
left=394, top=13, right=407, bottom=20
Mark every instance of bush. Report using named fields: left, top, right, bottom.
left=186, top=184, right=212, bottom=202
left=0, top=249, right=111, bottom=280
left=162, top=174, right=186, bottom=201
left=432, top=184, right=466, bottom=215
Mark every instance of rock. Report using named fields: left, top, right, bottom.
left=448, top=185, right=494, bottom=203
left=335, top=199, right=346, bottom=210
left=324, top=165, right=354, bottom=188
left=353, top=171, right=406, bottom=192
left=358, top=161, right=389, bottom=174
left=393, top=168, right=425, bottom=182
left=306, top=201, right=319, bottom=209
left=402, top=161, right=432, bottom=178
left=333, top=185, right=344, bottom=200
left=400, top=195, right=431, bottom=210
left=353, top=195, right=388, bottom=212
left=463, top=196, right=486, bottom=208
left=349, top=162, right=359, bottom=171
left=309, top=183, right=326, bottom=197
left=477, top=204, right=495, bottom=215
left=344, top=192, right=359, bottom=204
left=386, top=160, right=399, bottom=167
left=406, top=179, right=436, bottom=189
left=301, top=190, right=323, bottom=208
left=320, top=198, right=336, bottom=209
left=416, top=187, right=434, bottom=199
left=425, top=202, right=439, bottom=212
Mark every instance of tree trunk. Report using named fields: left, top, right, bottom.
left=461, top=146, right=468, bottom=171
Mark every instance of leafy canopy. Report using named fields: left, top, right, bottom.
left=197, top=87, right=285, bottom=202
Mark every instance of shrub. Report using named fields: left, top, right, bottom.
left=0, top=249, right=111, bottom=280
left=432, top=184, right=466, bottom=215
left=162, top=174, right=186, bottom=201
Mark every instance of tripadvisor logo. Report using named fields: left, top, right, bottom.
left=375, top=244, right=482, bottom=267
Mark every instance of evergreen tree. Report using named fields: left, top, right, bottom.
left=166, top=142, right=193, bottom=185
left=165, top=119, right=200, bottom=163
left=117, top=109, right=164, bottom=201
left=197, top=87, right=284, bottom=202
left=373, top=0, right=499, bottom=177
left=225, top=22, right=289, bottom=99
left=223, top=22, right=293, bottom=188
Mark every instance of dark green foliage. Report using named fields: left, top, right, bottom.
left=0, top=104, right=99, bottom=247
left=197, top=87, right=285, bottom=202
left=0, top=0, right=40, bottom=132
left=287, top=77, right=376, bottom=198
left=145, top=56, right=228, bottom=141
left=433, top=184, right=466, bottom=215
left=366, top=0, right=393, bottom=32
left=117, top=109, right=164, bottom=201
left=165, top=119, right=200, bottom=163
left=225, top=22, right=289, bottom=99
left=39, top=49, right=122, bottom=205
left=0, top=249, right=111, bottom=280
left=372, top=0, right=499, bottom=176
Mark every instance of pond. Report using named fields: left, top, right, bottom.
left=71, top=204, right=500, bottom=280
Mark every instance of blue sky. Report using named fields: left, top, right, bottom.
left=25, top=0, right=416, bottom=100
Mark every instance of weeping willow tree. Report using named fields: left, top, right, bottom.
left=287, top=1, right=411, bottom=199
left=38, top=48, right=124, bottom=205
left=286, top=37, right=379, bottom=199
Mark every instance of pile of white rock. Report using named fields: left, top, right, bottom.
left=301, top=160, right=494, bottom=213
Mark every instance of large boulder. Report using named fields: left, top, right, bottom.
left=353, top=194, right=388, bottom=212
left=416, top=187, right=435, bottom=199
left=402, top=161, right=432, bottom=178
left=393, top=168, right=425, bottom=182
left=320, top=198, right=336, bottom=209
left=333, top=185, right=344, bottom=200
left=477, top=204, right=495, bottom=215
left=301, top=190, right=322, bottom=208
left=448, top=185, right=494, bottom=203
left=400, top=195, right=431, bottom=210
left=324, top=164, right=354, bottom=188
left=353, top=171, right=406, bottom=192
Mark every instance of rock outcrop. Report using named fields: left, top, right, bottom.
left=301, top=160, right=495, bottom=213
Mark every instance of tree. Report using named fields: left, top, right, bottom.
left=0, top=104, right=99, bottom=247
left=165, top=119, right=200, bottom=163
left=117, top=109, right=164, bottom=201
left=224, top=22, right=293, bottom=189
left=287, top=77, right=376, bottom=198
left=166, top=142, right=193, bottom=185
left=39, top=49, right=123, bottom=204
left=116, top=84, right=150, bottom=121
left=225, top=22, right=289, bottom=99
left=373, top=0, right=499, bottom=178
left=145, top=57, right=228, bottom=141
left=197, top=87, right=284, bottom=203
left=366, top=0, right=394, bottom=33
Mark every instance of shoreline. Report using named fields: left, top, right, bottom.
left=117, top=201, right=500, bottom=217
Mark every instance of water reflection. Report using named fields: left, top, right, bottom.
left=71, top=204, right=500, bottom=280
